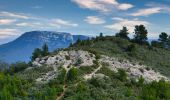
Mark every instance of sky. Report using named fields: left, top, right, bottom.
left=0, top=0, right=170, bottom=44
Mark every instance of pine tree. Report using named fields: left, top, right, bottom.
left=42, top=43, right=49, bottom=56
left=31, top=48, right=42, bottom=61
left=159, top=32, right=168, bottom=48
left=116, top=26, right=129, bottom=40
left=99, top=33, right=103, bottom=38
left=159, top=32, right=168, bottom=42
left=76, top=38, right=81, bottom=44
left=69, top=43, right=73, bottom=47
left=134, top=25, right=148, bottom=44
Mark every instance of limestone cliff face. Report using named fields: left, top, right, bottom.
left=0, top=31, right=89, bottom=63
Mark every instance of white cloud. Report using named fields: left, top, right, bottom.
left=0, top=12, right=30, bottom=19
left=16, top=22, right=42, bottom=27
left=0, top=29, right=20, bottom=39
left=148, top=32, right=159, bottom=39
left=50, top=19, right=78, bottom=28
left=16, top=23, right=32, bottom=27
left=101, top=0, right=118, bottom=5
left=72, top=0, right=109, bottom=12
left=146, top=2, right=170, bottom=14
left=84, top=16, right=105, bottom=24
left=14, top=17, right=78, bottom=29
left=130, top=7, right=162, bottom=16
left=112, top=17, right=124, bottom=21
left=118, top=3, right=134, bottom=10
left=72, top=0, right=134, bottom=13
left=105, top=18, right=150, bottom=33
left=0, top=19, right=16, bottom=25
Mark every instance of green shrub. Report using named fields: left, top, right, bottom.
left=6, top=62, right=28, bottom=74
left=0, top=73, right=29, bottom=99
left=31, top=44, right=49, bottom=61
left=67, top=67, right=78, bottom=81
left=117, top=69, right=127, bottom=81
left=76, top=82, right=88, bottom=93
left=50, top=68, right=66, bottom=86
left=137, top=76, right=144, bottom=86
left=78, top=66, right=94, bottom=75
left=126, top=44, right=136, bottom=52
left=89, top=77, right=104, bottom=88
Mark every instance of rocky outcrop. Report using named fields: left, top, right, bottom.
left=100, top=55, right=169, bottom=82
left=33, top=50, right=96, bottom=83
left=32, top=50, right=169, bottom=83
left=33, top=50, right=95, bottom=69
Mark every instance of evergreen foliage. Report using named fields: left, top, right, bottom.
left=31, top=43, right=49, bottom=61
left=159, top=32, right=168, bottom=43
left=42, top=43, right=49, bottom=56
left=133, top=25, right=148, bottom=44
left=67, top=67, right=78, bottom=81
left=31, top=48, right=42, bottom=61
left=116, top=26, right=130, bottom=40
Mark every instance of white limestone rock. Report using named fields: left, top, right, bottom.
left=33, top=50, right=96, bottom=68
left=100, top=55, right=169, bottom=82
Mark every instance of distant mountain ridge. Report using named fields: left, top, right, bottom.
left=0, top=31, right=89, bottom=63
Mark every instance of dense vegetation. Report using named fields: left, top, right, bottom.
left=0, top=25, right=170, bottom=99
left=31, top=43, right=49, bottom=61
left=64, top=65, right=170, bottom=100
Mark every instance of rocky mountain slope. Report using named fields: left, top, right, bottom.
left=0, top=31, right=89, bottom=63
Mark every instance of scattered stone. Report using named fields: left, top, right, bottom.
left=100, top=55, right=169, bottom=82
left=32, top=50, right=169, bottom=83
left=33, top=50, right=96, bottom=83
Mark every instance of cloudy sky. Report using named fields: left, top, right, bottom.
left=0, top=0, right=170, bottom=44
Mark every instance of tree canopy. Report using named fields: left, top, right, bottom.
left=116, top=26, right=129, bottom=40
left=159, top=32, right=168, bottom=43
left=133, top=25, right=148, bottom=44
left=31, top=43, right=49, bottom=61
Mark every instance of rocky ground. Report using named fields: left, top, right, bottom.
left=32, top=50, right=169, bottom=83
left=33, top=50, right=96, bottom=83
left=100, top=55, right=169, bottom=82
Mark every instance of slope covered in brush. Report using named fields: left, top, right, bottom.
left=70, top=36, right=170, bottom=78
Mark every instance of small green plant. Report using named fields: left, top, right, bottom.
left=139, top=76, right=144, bottom=85
left=57, top=68, right=66, bottom=84
left=67, top=67, right=78, bottom=81
left=117, top=69, right=127, bottom=81
left=126, top=44, right=136, bottom=52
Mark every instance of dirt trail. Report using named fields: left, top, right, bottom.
left=84, top=62, right=102, bottom=80
left=56, top=84, right=67, bottom=100
left=57, top=61, right=102, bottom=99
left=56, top=70, right=68, bottom=100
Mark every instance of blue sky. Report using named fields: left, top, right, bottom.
left=0, top=0, right=170, bottom=44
